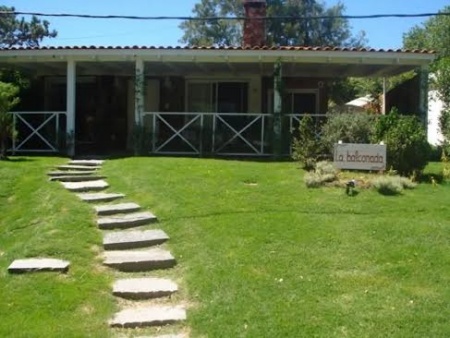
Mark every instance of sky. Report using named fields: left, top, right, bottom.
left=4, top=0, right=449, bottom=49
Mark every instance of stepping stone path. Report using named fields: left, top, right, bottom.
left=103, top=229, right=169, bottom=250
left=49, top=175, right=106, bottom=182
left=8, top=258, right=70, bottom=273
left=48, top=158, right=186, bottom=335
left=76, top=192, right=125, bottom=203
left=97, top=211, right=157, bottom=229
left=61, top=180, right=109, bottom=192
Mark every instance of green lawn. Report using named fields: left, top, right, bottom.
left=1, top=157, right=450, bottom=337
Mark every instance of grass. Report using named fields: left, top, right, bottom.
left=0, top=157, right=115, bottom=338
left=1, top=157, right=450, bottom=337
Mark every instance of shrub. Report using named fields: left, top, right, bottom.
left=320, top=112, right=376, bottom=154
left=371, top=175, right=417, bottom=195
left=304, top=161, right=338, bottom=188
left=371, top=176, right=404, bottom=195
left=373, top=109, right=430, bottom=176
left=291, top=115, right=323, bottom=169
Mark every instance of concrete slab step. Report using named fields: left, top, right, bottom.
left=76, top=192, right=124, bottom=203
left=103, top=248, right=175, bottom=272
left=48, top=170, right=96, bottom=177
left=94, top=202, right=140, bottom=216
left=49, top=175, right=106, bottom=182
left=61, top=180, right=109, bottom=192
left=57, top=165, right=101, bottom=171
left=103, top=229, right=169, bottom=250
left=8, top=258, right=70, bottom=273
left=97, top=211, right=157, bottom=230
left=68, top=159, right=104, bottom=166
left=112, top=277, right=178, bottom=299
left=109, top=305, right=186, bottom=328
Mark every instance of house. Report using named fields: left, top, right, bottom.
left=0, top=0, right=435, bottom=157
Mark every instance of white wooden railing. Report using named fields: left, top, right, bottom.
left=9, top=111, right=66, bottom=153
left=143, top=112, right=328, bottom=156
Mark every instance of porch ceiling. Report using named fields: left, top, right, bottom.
left=0, top=47, right=435, bottom=78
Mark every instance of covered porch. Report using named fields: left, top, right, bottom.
left=0, top=46, right=434, bottom=156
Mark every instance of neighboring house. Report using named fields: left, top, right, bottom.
left=0, top=0, right=435, bottom=157
left=345, top=96, right=375, bottom=113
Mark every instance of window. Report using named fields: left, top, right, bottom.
left=187, top=81, right=248, bottom=113
left=268, top=89, right=319, bottom=114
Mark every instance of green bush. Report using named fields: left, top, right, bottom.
left=371, top=176, right=403, bottom=195
left=291, top=115, right=323, bottom=169
left=371, top=175, right=417, bottom=195
left=320, top=112, right=376, bottom=154
left=373, top=109, right=430, bottom=176
left=304, top=161, right=338, bottom=188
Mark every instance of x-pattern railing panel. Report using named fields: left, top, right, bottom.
left=213, top=114, right=266, bottom=155
left=10, top=112, right=66, bottom=153
left=153, top=113, right=202, bottom=154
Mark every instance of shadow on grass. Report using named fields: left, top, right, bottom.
left=165, top=207, right=383, bottom=221
left=419, top=173, right=444, bottom=184
left=1, top=157, right=35, bottom=162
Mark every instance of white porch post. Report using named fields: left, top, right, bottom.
left=382, top=77, right=387, bottom=115
left=66, top=59, right=76, bottom=157
left=273, top=60, right=283, bottom=157
left=134, top=58, right=144, bottom=125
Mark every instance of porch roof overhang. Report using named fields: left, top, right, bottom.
left=0, top=45, right=436, bottom=78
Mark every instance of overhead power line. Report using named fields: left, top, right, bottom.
left=0, top=11, right=449, bottom=21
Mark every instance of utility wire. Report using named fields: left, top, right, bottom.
left=0, top=11, right=449, bottom=21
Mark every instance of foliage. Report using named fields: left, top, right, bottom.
left=371, top=176, right=403, bottom=195
left=0, top=81, right=20, bottom=159
left=0, top=6, right=57, bottom=47
left=179, top=0, right=366, bottom=47
left=130, top=123, right=152, bottom=155
left=291, top=115, right=323, bottom=169
left=304, top=160, right=338, bottom=188
left=371, top=175, right=417, bottom=195
left=320, top=112, right=376, bottom=154
left=404, top=5, right=450, bottom=146
left=373, top=109, right=430, bottom=176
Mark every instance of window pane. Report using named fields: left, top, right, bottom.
left=217, top=82, right=248, bottom=113
left=188, top=83, right=212, bottom=112
left=292, top=93, right=316, bottom=114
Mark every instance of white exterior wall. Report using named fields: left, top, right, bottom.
left=428, top=90, right=444, bottom=146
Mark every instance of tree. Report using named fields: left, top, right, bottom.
left=0, top=6, right=57, bottom=47
left=0, top=81, right=19, bottom=159
left=403, top=6, right=450, bottom=149
left=179, top=0, right=365, bottom=47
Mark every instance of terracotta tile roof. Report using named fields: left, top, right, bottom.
left=0, top=45, right=435, bottom=54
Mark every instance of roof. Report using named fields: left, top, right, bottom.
left=0, top=45, right=435, bottom=54
left=0, top=45, right=436, bottom=78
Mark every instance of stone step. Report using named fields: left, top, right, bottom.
left=57, top=165, right=101, bottom=171
left=76, top=192, right=124, bottom=203
left=94, top=202, right=141, bottom=216
left=103, top=248, right=175, bottom=272
left=61, top=180, right=109, bottom=192
left=109, top=305, right=186, bottom=328
left=8, top=258, right=70, bottom=273
left=112, top=277, right=178, bottom=299
left=49, top=175, right=106, bottom=182
left=48, top=170, right=96, bottom=177
left=68, top=159, right=104, bottom=166
left=97, top=211, right=157, bottom=230
left=103, top=229, right=169, bottom=250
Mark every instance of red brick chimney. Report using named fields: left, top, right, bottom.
left=243, top=0, right=266, bottom=47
